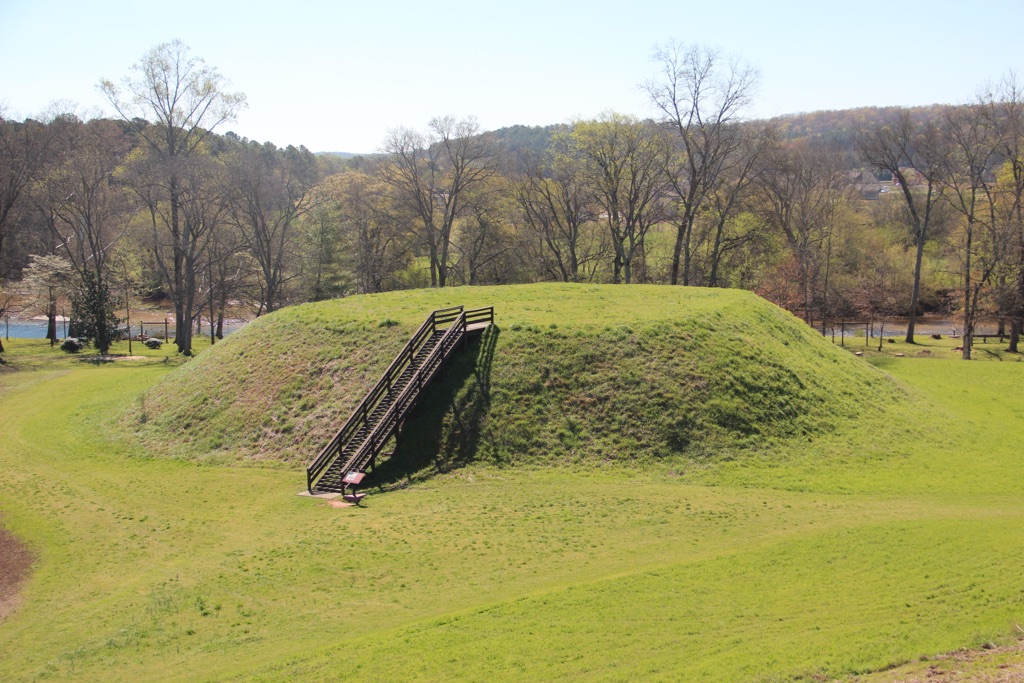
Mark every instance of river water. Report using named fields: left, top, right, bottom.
left=1, top=318, right=247, bottom=340
left=824, top=318, right=1007, bottom=339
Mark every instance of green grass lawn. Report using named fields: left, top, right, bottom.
left=0, top=289, right=1022, bottom=681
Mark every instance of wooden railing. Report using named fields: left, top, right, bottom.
left=306, top=306, right=494, bottom=493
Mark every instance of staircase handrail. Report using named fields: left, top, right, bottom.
left=465, top=306, right=494, bottom=328
left=306, top=305, right=463, bottom=490
left=337, top=311, right=469, bottom=477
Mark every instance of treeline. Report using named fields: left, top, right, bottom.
left=2, top=40, right=1023, bottom=360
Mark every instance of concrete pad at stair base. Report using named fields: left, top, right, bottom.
left=297, top=491, right=341, bottom=500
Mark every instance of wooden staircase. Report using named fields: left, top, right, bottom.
left=306, top=305, right=494, bottom=495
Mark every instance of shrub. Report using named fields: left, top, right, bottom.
left=144, top=338, right=164, bottom=349
left=60, top=338, right=84, bottom=353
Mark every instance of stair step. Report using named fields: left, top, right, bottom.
left=309, top=309, right=482, bottom=491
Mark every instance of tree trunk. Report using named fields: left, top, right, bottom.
left=905, top=232, right=927, bottom=344
left=963, top=218, right=973, bottom=361
left=669, top=223, right=684, bottom=285
left=708, top=218, right=726, bottom=287
left=47, top=300, right=58, bottom=346
left=682, top=223, right=693, bottom=286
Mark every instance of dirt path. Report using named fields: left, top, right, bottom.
left=0, top=524, right=32, bottom=623
left=840, top=639, right=1024, bottom=683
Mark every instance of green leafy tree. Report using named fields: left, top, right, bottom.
left=556, top=113, right=670, bottom=284
left=69, top=269, right=119, bottom=353
left=381, top=116, right=495, bottom=287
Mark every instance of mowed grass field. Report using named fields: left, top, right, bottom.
left=1, top=286, right=1023, bottom=681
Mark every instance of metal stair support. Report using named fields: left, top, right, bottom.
left=307, top=306, right=494, bottom=494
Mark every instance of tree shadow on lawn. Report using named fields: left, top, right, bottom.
left=370, top=325, right=499, bottom=490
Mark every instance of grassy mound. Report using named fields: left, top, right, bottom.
left=128, top=284, right=901, bottom=470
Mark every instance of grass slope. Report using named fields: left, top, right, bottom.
left=0, top=287, right=1022, bottom=682
left=130, top=284, right=900, bottom=476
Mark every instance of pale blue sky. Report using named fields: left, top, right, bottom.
left=2, top=0, right=1022, bottom=154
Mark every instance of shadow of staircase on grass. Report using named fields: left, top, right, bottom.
left=371, top=324, right=499, bottom=490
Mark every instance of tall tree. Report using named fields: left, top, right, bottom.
left=645, top=41, right=760, bottom=285
left=512, top=148, right=603, bottom=283
left=100, top=40, right=245, bottom=354
left=314, top=171, right=408, bottom=296
left=755, top=140, right=851, bottom=324
left=698, top=122, right=775, bottom=287
left=858, top=111, right=945, bottom=343
left=227, top=142, right=318, bottom=313
left=450, top=175, right=520, bottom=285
left=558, top=113, right=670, bottom=284
left=938, top=103, right=1001, bottom=360
left=380, top=116, right=494, bottom=287
left=0, top=111, right=58, bottom=277
left=987, top=75, right=1024, bottom=352
left=34, top=118, right=133, bottom=353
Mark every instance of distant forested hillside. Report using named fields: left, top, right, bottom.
left=3, top=40, right=1022, bottom=363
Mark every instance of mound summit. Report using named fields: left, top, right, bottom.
left=129, top=284, right=900, bottom=476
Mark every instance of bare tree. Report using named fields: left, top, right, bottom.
left=101, top=40, right=245, bottom=354
left=700, top=122, right=776, bottom=287
left=0, top=110, right=59, bottom=277
left=986, top=74, right=1024, bottom=352
left=755, top=140, right=851, bottom=324
left=939, top=103, right=1002, bottom=360
left=512, top=148, right=603, bottom=282
left=380, top=116, right=494, bottom=287
left=450, top=176, right=520, bottom=285
left=33, top=118, right=134, bottom=353
left=227, top=142, right=318, bottom=314
left=645, top=41, right=760, bottom=285
left=858, top=110, right=945, bottom=343
left=328, top=171, right=410, bottom=295
left=200, top=200, right=248, bottom=341
left=853, top=244, right=906, bottom=351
